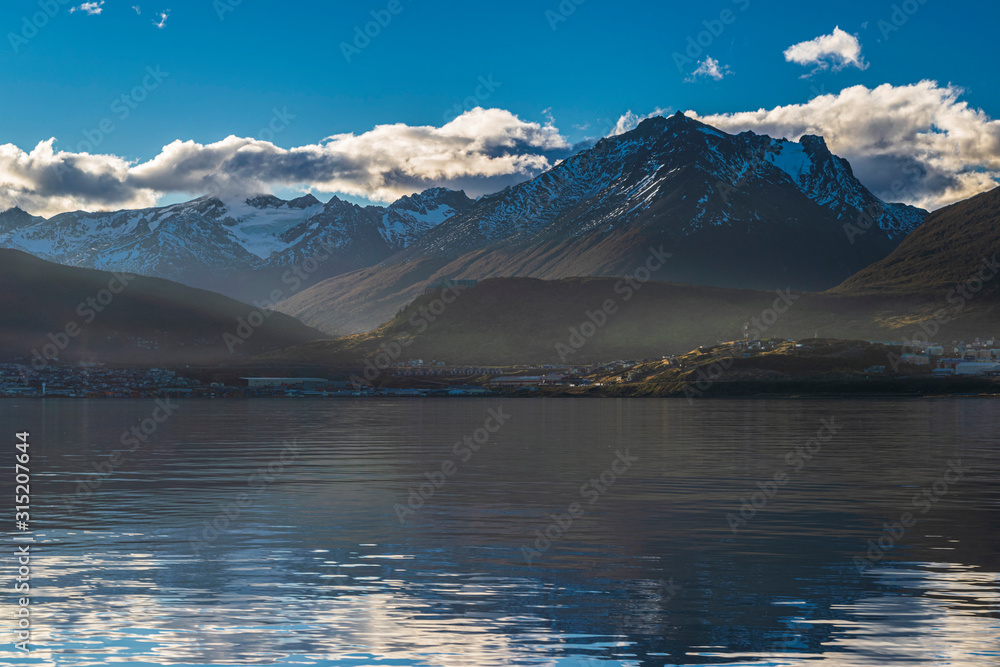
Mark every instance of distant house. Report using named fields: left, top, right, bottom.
left=491, top=373, right=567, bottom=388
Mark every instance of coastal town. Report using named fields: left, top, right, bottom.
left=4, top=335, right=1000, bottom=399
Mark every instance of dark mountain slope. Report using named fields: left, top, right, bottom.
left=834, top=186, right=1000, bottom=294
left=0, top=249, right=326, bottom=365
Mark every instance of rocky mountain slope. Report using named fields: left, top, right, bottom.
left=278, top=113, right=927, bottom=334
left=0, top=188, right=474, bottom=302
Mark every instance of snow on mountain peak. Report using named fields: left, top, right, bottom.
left=765, top=139, right=814, bottom=183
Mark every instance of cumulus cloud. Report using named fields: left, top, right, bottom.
left=686, top=57, right=731, bottom=82
left=70, top=1, right=105, bottom=15
left=0, top=108, right=573, bottom=217
left=783, top=26, right=867, bottom=74
left=687, top=81, right=1000, bottom=210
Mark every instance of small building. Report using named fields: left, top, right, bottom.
left=954, top=362, right=1000, bottom=376
left=239, top=377, right=330, bottom=388
left=900, top=353, right=930, bottom=365
left=446, top=386, right=491, bottom=396
left=379, top=387, right=426, bottom=396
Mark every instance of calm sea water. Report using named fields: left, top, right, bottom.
left=1, top=398, right=999, bottom=666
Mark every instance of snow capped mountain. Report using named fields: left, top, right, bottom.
left=402, top=112, right=925, bottom=261
left=0, top=188, right=474, bottom=300
left=3, top=112, right=927, bottom=325
left=380, top=187, right=472, bottom=249
left=753, top=133, right=924, bottom=238
left=278, top=113, right=930, bottom=335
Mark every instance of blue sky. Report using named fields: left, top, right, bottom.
left=1, top=0, right=999, bottom=214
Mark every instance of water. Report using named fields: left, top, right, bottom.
left=2, top=398, right=999, bottom=666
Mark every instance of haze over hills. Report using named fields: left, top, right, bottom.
left=0, top=249, right=326, bottom=366
left=5, top=111, right=976, bottom=370
left=0, top=187, right=473, bottom=302
left=263, top=185, right=1000, bottom=368
left=260, top=276, right=1000, bottom=369
left=2, top=113, right=927, bottom=336
left=276, top=113, right=927, bottom=335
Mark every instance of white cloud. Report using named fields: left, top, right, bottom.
left=0, top=108, right=573, bottom=217
left=783, top=26, right=867, bottom=74
left=69, top=1, right=104, bottom=15
left=7, top=89, right=998, bottom=218
left=687, top=81, right=1000, bottom=210
left=132, top=5, right=141, bottom=15
left=608, top=107, right=672, bottom=136
left=153, top=9, right=170, bottom=28
left=686, top=57, right=731, bottom=82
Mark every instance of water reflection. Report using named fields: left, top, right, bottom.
left=1, top=398, right=998, bottom=665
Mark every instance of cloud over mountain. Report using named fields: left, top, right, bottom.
left=4, top=86, right=1000, bottom=217
left=688, top=81, right=1000, bottom=209
left=0, top=108, right=572, bottom=216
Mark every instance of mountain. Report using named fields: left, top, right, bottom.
left=834, top=185, right=1000, bottom=294
left=0, top=249, right=326, bottom=366
left=0, top=187, right=474, bottom=302
left=277, top=113, right=927, bottom=335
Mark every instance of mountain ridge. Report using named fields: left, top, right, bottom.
left=0, top=187, right=475, bottom=302
left=276, top=113, right=929, bottom=335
